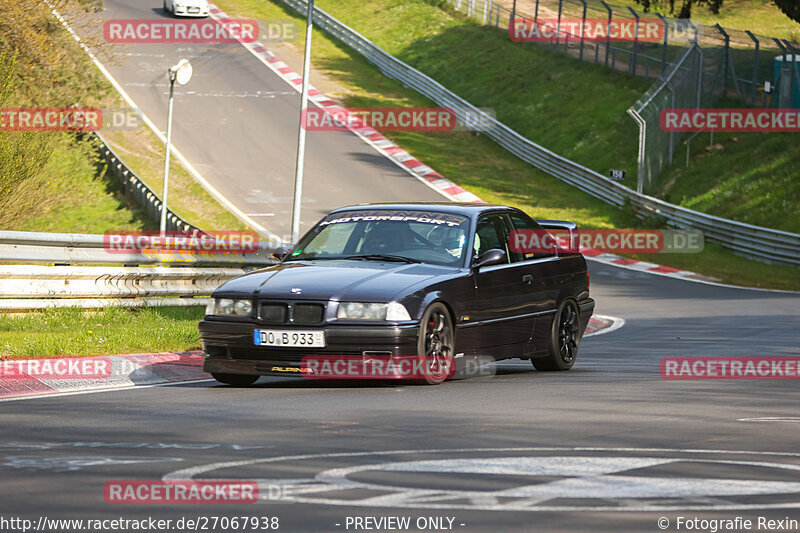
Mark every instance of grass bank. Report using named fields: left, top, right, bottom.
left=0, top=307, right=203, bottom=357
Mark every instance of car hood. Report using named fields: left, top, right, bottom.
left=216, top=260, right=458, bottom=301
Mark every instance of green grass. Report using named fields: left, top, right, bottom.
left=8, top=134, right=153, bottom=233
left=0, top=307, right=204, bottom=357
left=604, top=0, right=800, bottom=41
left=102, top=129, right=248, bottom=232
left=656, top=131, right=800, bottom=233
left=217, top=0, right=799, bottom=290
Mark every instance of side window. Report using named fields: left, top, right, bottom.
left=507, top=214, right=554, bottom=262
left=474, top=214, right=510, bottom=263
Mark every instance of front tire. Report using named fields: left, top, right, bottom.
left=415, top=303, right=455, bottom=385
left=532, top=299, right=580, bottom=371
left=212, top=373, right=258, bottom=386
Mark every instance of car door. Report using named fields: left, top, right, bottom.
left=462, top=212, right=538, bottom=350
left=506, top=212, right=565, bottom=351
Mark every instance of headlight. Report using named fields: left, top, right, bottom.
left=337, top=302, right=411, bottom=321
left=208, top=298, right=253, bottom=317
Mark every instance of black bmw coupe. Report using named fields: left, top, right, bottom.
left=200, top=203, right=594, bottom=385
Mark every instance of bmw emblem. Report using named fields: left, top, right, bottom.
left=290, top=288, right=302, bottom=294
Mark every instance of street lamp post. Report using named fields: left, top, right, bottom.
left=290, top=0, right=315, bottom=244
left=161, top=58, right=193, bottom=235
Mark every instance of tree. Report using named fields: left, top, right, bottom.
left=633, top=0, right=724, bottom=18
left=774, top=0, right=800, bottom=23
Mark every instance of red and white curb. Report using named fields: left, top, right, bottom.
left=584, top=314, right=624, bottom=337
left=209, top=5, right=772, bottom=290
left=581, top=249, right=708, bottom=283
left=0, top=352, right=206, bottom=401
left=208, top=4, right=482, bottom=204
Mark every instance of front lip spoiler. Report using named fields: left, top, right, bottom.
left=203, top=353, right=448, bottom=381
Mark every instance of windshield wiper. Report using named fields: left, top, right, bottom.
left=342, top=254, right=422, bottom=263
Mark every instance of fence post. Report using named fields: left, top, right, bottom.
left=715, top=24, right=729, bottom=95
left=627, top=7, right=639, bottom=76
left=534, top=0, right=540, bottom=21
left=483, top=0, right=489, bottom=24
left=784, top=40, right=799, bottom=110
left=745, top=31, right=759, bottom=106
left=773, top=38, right=787, bottom=108
left=695, top=44, right=703, bottom=108
left=579, top=0, right=587, bottom=61
left=554, top=0, right=563, bottom=49
left=667, top=84, right=675, bottom=164
left=600, top=1, right=611, bottom=67
left=655, top=13, right=668, bottom=75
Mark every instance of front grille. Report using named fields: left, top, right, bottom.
left=293, top=303, right=325, bottom=324
left=260, top=303, right=287, bottom=324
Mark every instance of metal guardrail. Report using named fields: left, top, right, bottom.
left=0, top=265, right=243, bottom=299
left=0, top=230, right=280, bottom=266
left=275, top=0, right=800, bottom=267
left=0, top=231, right=280, bottom=310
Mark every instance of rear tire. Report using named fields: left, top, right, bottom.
left=532, top=300, right=580, bottom=371
left=212, top=373, right=258, bottom=386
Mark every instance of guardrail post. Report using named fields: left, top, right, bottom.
left=627, top=7, right=639, bottom=76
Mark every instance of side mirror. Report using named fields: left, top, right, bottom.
left=272, top=245, right=291, bottom=262
left=473, top=248, right=507, bottom=269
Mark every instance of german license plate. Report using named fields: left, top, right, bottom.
left=254, top=329, right=325, bottom=348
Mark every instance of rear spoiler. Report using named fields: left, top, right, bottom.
left=534, top=219, right=579, bottom=254
left=535, top=220, right=577, bottom=232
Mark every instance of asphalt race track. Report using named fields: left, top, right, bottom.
left=92, top=0, right=449, bottom=237
left=5, top=1, right=798, bottom=532
left=2, top=262, right=799, bottom=532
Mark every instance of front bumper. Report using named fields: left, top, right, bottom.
left=173, top=6, right=209, bottom=17
left=199, top=319, right=420, bottom=377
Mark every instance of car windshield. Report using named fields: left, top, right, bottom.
left=286, top=210, right=470, bottom=266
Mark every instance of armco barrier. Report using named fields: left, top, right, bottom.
left=272, top=0, right=800, bottom=267
left=0, top=230, right=280, bottom=266
left=0, top=231, right=281, bottom=310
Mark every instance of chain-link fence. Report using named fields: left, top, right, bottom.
left=449, top=0, right=800, bottom=191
